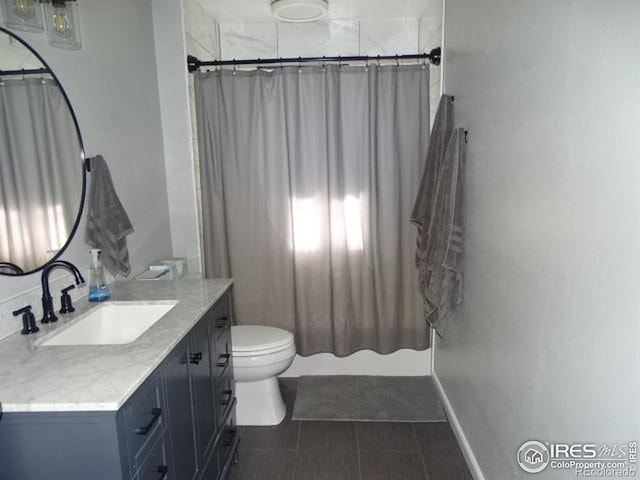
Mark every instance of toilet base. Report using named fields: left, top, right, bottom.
left=235, top=377, right=286, bottom=426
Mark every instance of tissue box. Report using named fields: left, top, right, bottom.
left=151, top=258, right=188, bottom=280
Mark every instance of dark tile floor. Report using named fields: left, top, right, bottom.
left=228, top=378, right=473, bottom=480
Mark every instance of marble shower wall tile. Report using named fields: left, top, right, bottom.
left=218, top=19, right=437, bottom=60
left=220, top=22, right=278, bottom=60
left=184, top=0, right=220, bottom=59
left=418, top=0, right=443, bottom=51
left=277, top=20, right=359, bottom=57
left=419, top=18, right=441, bottom=53
left=359, top=19, right=420, bottom=56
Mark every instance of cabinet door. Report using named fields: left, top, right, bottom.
left=137, top=434, right=169, bottom=480
left=190, top=316, right=217, bottom=467
left=164, top=339, right=198, bottom=480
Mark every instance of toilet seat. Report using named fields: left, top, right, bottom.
left=232, top=325, right=294, bottom=357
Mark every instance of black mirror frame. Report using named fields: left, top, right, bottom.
left=0, top=26, right=87, bottom=277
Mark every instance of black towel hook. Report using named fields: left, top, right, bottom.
left=464, top=130, right=469, bottom=144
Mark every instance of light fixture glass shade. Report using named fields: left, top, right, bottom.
left=1, top=0, right=45, bottom=32
left=43, top=0, right=81, bottom=50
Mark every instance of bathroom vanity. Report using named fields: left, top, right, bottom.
left=0, top=279, right=237, bottom=480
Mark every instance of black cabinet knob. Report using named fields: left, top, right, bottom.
left=190, top=352, right=203, bottom=365
left=220, top=389, right=233, bottom=406
left=217, top=354, right=230, bottom=368
left=222, top=427, right=237, bottom=447
left=156, top=466, right=168, bottom=480
left=215, top=316, right=228, bottom=329
left=136, top=408, right=162, bottom=435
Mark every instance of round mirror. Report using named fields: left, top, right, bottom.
left=0, top=26, right=85, bottom=276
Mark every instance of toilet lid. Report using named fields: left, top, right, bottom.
left=232, top=326, right=294, bottom=354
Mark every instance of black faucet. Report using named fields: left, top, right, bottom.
left=0, top=262, right=24, bottom=274
left=41, top=261, right=85, bottom=324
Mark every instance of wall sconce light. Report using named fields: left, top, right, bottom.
left=1, top=0, right=81, bottom=49
left=42, top=0, right=80, bottom=50
left=0, top=0, right=45, bottom=32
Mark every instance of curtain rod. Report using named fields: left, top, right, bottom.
left=187, top=47, right=441, bottom=72
left=0, top=68, right=50, bottom=77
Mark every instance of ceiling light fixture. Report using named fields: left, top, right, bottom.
left=271, top=0, right=328, bottom=23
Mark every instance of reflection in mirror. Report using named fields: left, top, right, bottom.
left=0, top=28, right=84, bottom=275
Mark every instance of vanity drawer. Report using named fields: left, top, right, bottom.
left=216, top=369, right=235, bottom=423
left=123, top=373, right=166, bottom=471
left=136, top=433, right=169, bottom=480
left=214, top=338, right=233, bottom=377
left=217, top=408, right=239, bottom=479
left=211, top=298, right=231, bottom=343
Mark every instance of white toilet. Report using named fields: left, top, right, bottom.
left=231, top=325, right=296, bottom=426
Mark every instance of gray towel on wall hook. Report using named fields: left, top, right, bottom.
left=421, top=128, right=466, bottom=330
left=85, top=155, right=134, bottom=276
left=411, top=95, right=465, bottom=331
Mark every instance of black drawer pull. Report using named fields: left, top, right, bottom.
left=215, top=316, right=228, bottom=329
left=156, top=465, right=168, bottom=480
left=220, top=389, right=233, bottom=406
left=222, top=428, right=237, bottom=447
left=190, top=352, right=203, bottom=365
left=217, top=354, right=230, bottom=368
left=136, top=407, right=162, bottom=435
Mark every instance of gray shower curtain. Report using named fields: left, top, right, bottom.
left=195, top=65, right=430, bottom=356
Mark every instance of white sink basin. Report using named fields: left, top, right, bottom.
left=41, top=301, right=178, bottom=346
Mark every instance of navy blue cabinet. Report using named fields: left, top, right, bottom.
left=0, top=290, right=238, bottom=480
left=191, top=315, right=218, bottom=469
left=164, top=338, right=198, bottom=480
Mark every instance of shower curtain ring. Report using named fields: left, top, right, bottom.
left=364, top=57, right=369, bottom=72
left=396, top=55, right=400, bottom=69
left=322, top=56, right=326, bottom=72
left=377, top=55, right=381, bottom=67
left=233, top=60, right=237, bottom=76
left=298, top=57, right=302, bottom=74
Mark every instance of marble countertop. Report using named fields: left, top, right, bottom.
left=0, top=278, right=233, bottom=413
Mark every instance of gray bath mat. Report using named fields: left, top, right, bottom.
left=292, top=375, right=447, bottom=422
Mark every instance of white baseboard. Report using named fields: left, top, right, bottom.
left=281, top=349, right=431, bottom=377
left=432, top=372, right=486, bottom=480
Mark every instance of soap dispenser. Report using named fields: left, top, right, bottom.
left=89, top=249, right=110, bottom=302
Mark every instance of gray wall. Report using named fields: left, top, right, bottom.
left=0, top=0, right=172, bottom=305
left=437, top=1, right=640, bottom=478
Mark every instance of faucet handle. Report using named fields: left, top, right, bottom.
left=12, top=305, right=40, bottom=335
left=60, top=284, right=76, bottom=314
